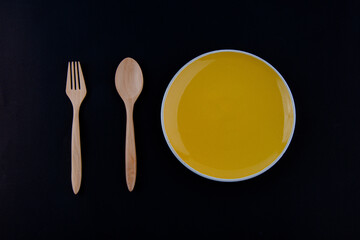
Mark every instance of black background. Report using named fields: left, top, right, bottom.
left=0, top=0, right=359, bottom=238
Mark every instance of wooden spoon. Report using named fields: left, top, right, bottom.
left=115, top=57, right=143, bottom=192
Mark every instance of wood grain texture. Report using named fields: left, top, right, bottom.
left=66, top=61, right=87, bottom=194
left=115, top=58, right=143, bottom=192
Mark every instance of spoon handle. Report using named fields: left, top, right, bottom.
left=125, top=104, right=136, bottom=192
left=71, top=107, right=82, bottom=194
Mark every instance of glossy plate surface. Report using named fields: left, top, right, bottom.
left=161, top=50, right=296, bottom=181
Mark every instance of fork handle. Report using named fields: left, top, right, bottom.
left=71, top=107, right=82, bottom=194
left=125, top=103, right=136, bottom=192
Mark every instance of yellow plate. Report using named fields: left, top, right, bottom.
left=161, top=50, right=296, bottom=181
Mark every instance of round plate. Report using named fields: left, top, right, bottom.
left=161, top=50, right=296, bottom=181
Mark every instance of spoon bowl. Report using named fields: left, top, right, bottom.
left=115, top=58, right=143, bottom=102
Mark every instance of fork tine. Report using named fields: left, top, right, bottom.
left=66, top=62, right=71, bottom=90
left=78, top=62, right=86, bottom=91
left=76, top=62, right=81, bottom=89
left=75, top=61, right=79, bottom=90
left=71, top=61, right=75, bottom=90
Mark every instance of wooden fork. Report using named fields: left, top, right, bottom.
left=66, top=61, right=87, bottom=194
